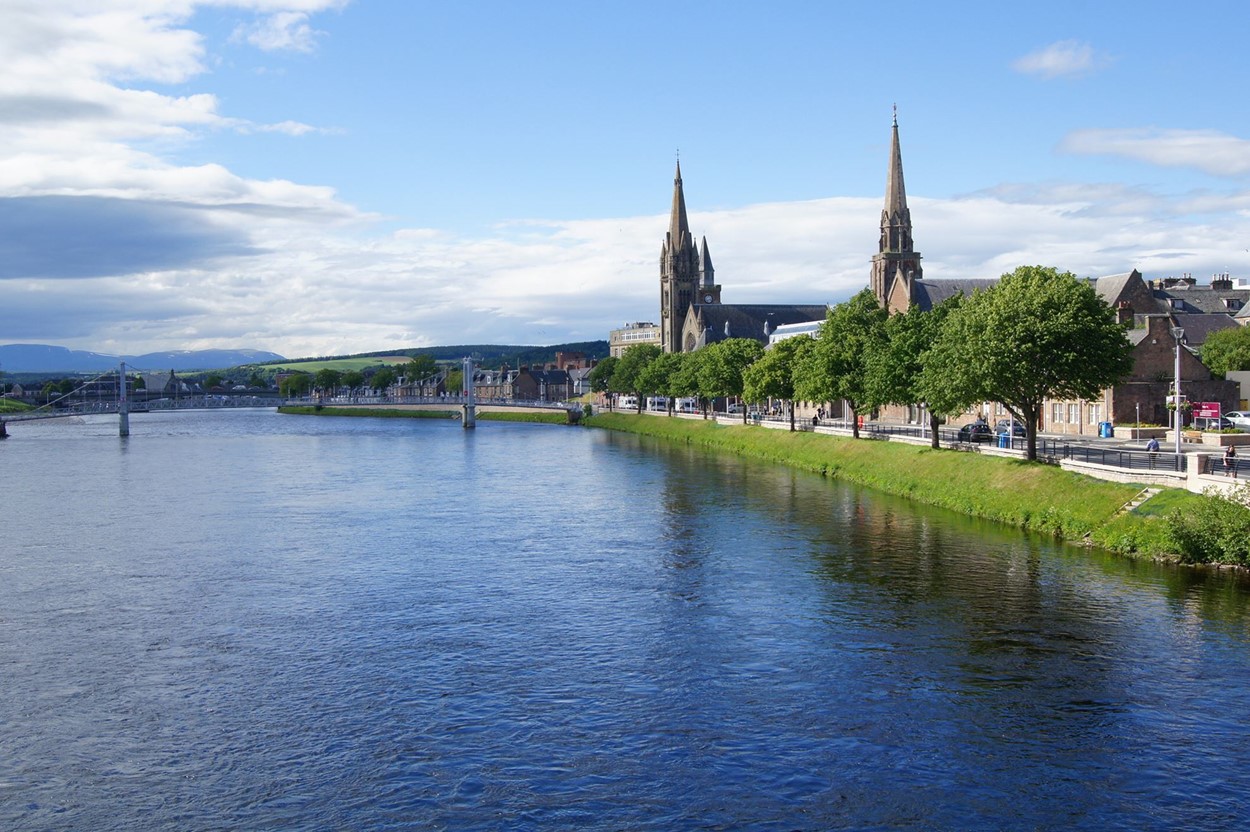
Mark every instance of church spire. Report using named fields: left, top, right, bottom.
left=884, top=106, right=908, bottom=222
left=871, top=109, right=922, bottom=310
left=668, top=160, right=691, bottom=250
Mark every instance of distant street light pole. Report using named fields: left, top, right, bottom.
left=1172, top=326, right=1185, bottom=457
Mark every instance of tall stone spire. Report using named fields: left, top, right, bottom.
left=871, top=109, right=922, bottom=311
left=883, top=108, right=908, bottom=232
left=660, top=162, right=719, bottom=353
left=668, top=161, right=692, bottom=251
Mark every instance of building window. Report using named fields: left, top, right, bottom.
left=1088, top=404, right=1101, bottom=424
left=1067, top=403, right=1078, bottom=424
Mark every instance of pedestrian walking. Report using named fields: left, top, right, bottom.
left=1225, top=443, right=1238, bottom=478
left=1146, top=436, right=1159, bottom=468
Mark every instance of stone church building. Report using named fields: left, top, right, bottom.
left=657, top=162, right=825, bottom=353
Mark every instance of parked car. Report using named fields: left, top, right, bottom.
left=994, top=419, right=1025, bottom=436
left=1226, top=411, right=1250, bottom=429
left=957, top=422, right=994, bottom=442
left=1192, top=415, right=1235, bottom=431
left=726, top=403, right=744, bottom=414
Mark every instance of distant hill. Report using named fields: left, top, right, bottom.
left=0, top=344, right=286, bottom=373
left=259, top=341, right=610, bottom=369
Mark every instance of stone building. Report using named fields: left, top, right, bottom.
left=867, top=117, right=1242, bottom=435
left=609, top=322, right=661, bottom=358
left=659, top=162, right=720, bottom=353
left=658, top=163, right=827, bottom=352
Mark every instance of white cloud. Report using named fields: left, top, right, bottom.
left=1012, top=40, right=1109, bottom=79
left=1060, top=128, right=1250, bottom=177
left=230, top=11, right=323, bottom=53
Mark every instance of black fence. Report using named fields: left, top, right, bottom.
left=1202, top=455, right=1247, bottom=479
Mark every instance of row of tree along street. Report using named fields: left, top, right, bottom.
left=589, top=266, right=1135, bottom=462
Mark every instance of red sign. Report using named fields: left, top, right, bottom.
left=1193, top=402, right=1222, bottom=419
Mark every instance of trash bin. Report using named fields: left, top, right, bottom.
left=998, top=433, right=1010, bottom=449
left=1098, top=421, right=1114, bottom=438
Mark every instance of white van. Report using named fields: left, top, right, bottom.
left=676, top=397, right=698, bottom=413
left=646, top=396, right=668, bottom=411
left=618, top=395, right=638, bottom=409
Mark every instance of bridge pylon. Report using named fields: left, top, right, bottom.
left=462, top=357, right=476, bottom=430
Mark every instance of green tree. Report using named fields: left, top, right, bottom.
left=699, top=338, right=764, bottom=423
left=314, top=368, right=343, bottom=395
left=670, top=350, right=709, bottom=417
left=406, top=354, right=438, bottom=382
left=247, top=370, right=267, bottom=388
left=743, top=335, right=814, bottom=431
left=637, top=352, right=685, bottom=415
left=204, top=372, right=224, bottom=390
left=341, top=370, right=365, bottom=391
left=1201, top=325, right=1250, bottom=377
left=795, top=289, right=887, bottom=439
left=444, top=368, right=464, bottom=394
left=279, top=373, right=311, bottom=397
left=370, top=366, right=397, bottom=393
left=866, top=296, right=962, bottom=448
left=924, top=265, right=1134, bottom=461
left=612, top=344, right=661, bottom=412
left=587, top=356, right=618, bottom=398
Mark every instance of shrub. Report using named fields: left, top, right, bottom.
left=1167, top=483, right=1250, bottom=565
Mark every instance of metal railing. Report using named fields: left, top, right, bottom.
left=1202, top=455, right=1246, bottom=479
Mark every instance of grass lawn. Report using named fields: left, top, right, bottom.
left=586, top=412, right=1188, bottom=559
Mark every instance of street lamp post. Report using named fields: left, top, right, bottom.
left=1172, top=326, right=1185, bottom=457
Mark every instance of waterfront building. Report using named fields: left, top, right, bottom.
left=609, top=322, right=661, bottom=358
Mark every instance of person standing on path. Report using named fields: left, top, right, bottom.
left=1224, top=443, right=1237, bottom=478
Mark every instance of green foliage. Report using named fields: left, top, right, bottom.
left=314, top=368, right=343, bottom=391
left=1200, top=325, right=1250, bottom=376
left=612, top=344, right=662, bottom=407
left=869, top=297, right=961, bottom=447
left=444, top=369, right=464, bottom=392
left=1167, top=484, right=1250, bottom=565
left=699, top=338, right=763, bottom=398
left=341, top=370, right=365, bottom=390
left=370, top=366, right=397, bottom=391
left=637, top=352, right=685, bottom=407
left=743, top=336, right=813, bottom=430
left=585, top=411, right=1142, bottom=543
left=924, top=265, right=1134, bottom=460
left=279, top=372, right=312, bottom=397
left=203, top=373, right=225, bottom=389
left=406, top=354, right=439, bottom=381
left=588, top=356, right=618, bottom=393
left=796, top=289, right=887, bottom=437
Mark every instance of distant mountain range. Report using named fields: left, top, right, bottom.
left=0, top=344, right=286, bottom=373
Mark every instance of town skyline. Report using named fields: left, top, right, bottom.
left=5, top=1, right=1250, bottom=359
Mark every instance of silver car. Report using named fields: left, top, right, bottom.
left=1226, top=410, right=1250, bottom=429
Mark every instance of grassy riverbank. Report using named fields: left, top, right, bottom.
left=586, top=412, right=1192, bottom=558
left=278, top=405, right=571, bottom=425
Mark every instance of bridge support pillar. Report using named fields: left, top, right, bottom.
left=118, top=362, right=130, bottom=437
left=462, top=357, right=476, bottom=430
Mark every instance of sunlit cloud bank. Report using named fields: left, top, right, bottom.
left=7, top=187, right=1250, bottom=359
left=4, top=2, right=1250, bottom=360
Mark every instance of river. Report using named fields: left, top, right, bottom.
left=3, top=409, right=1250, bottom=830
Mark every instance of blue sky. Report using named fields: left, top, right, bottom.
left=4, top=1, right=1250, bottom=359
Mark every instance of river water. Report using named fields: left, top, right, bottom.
left=3, top=409, right=1250, bottom=830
